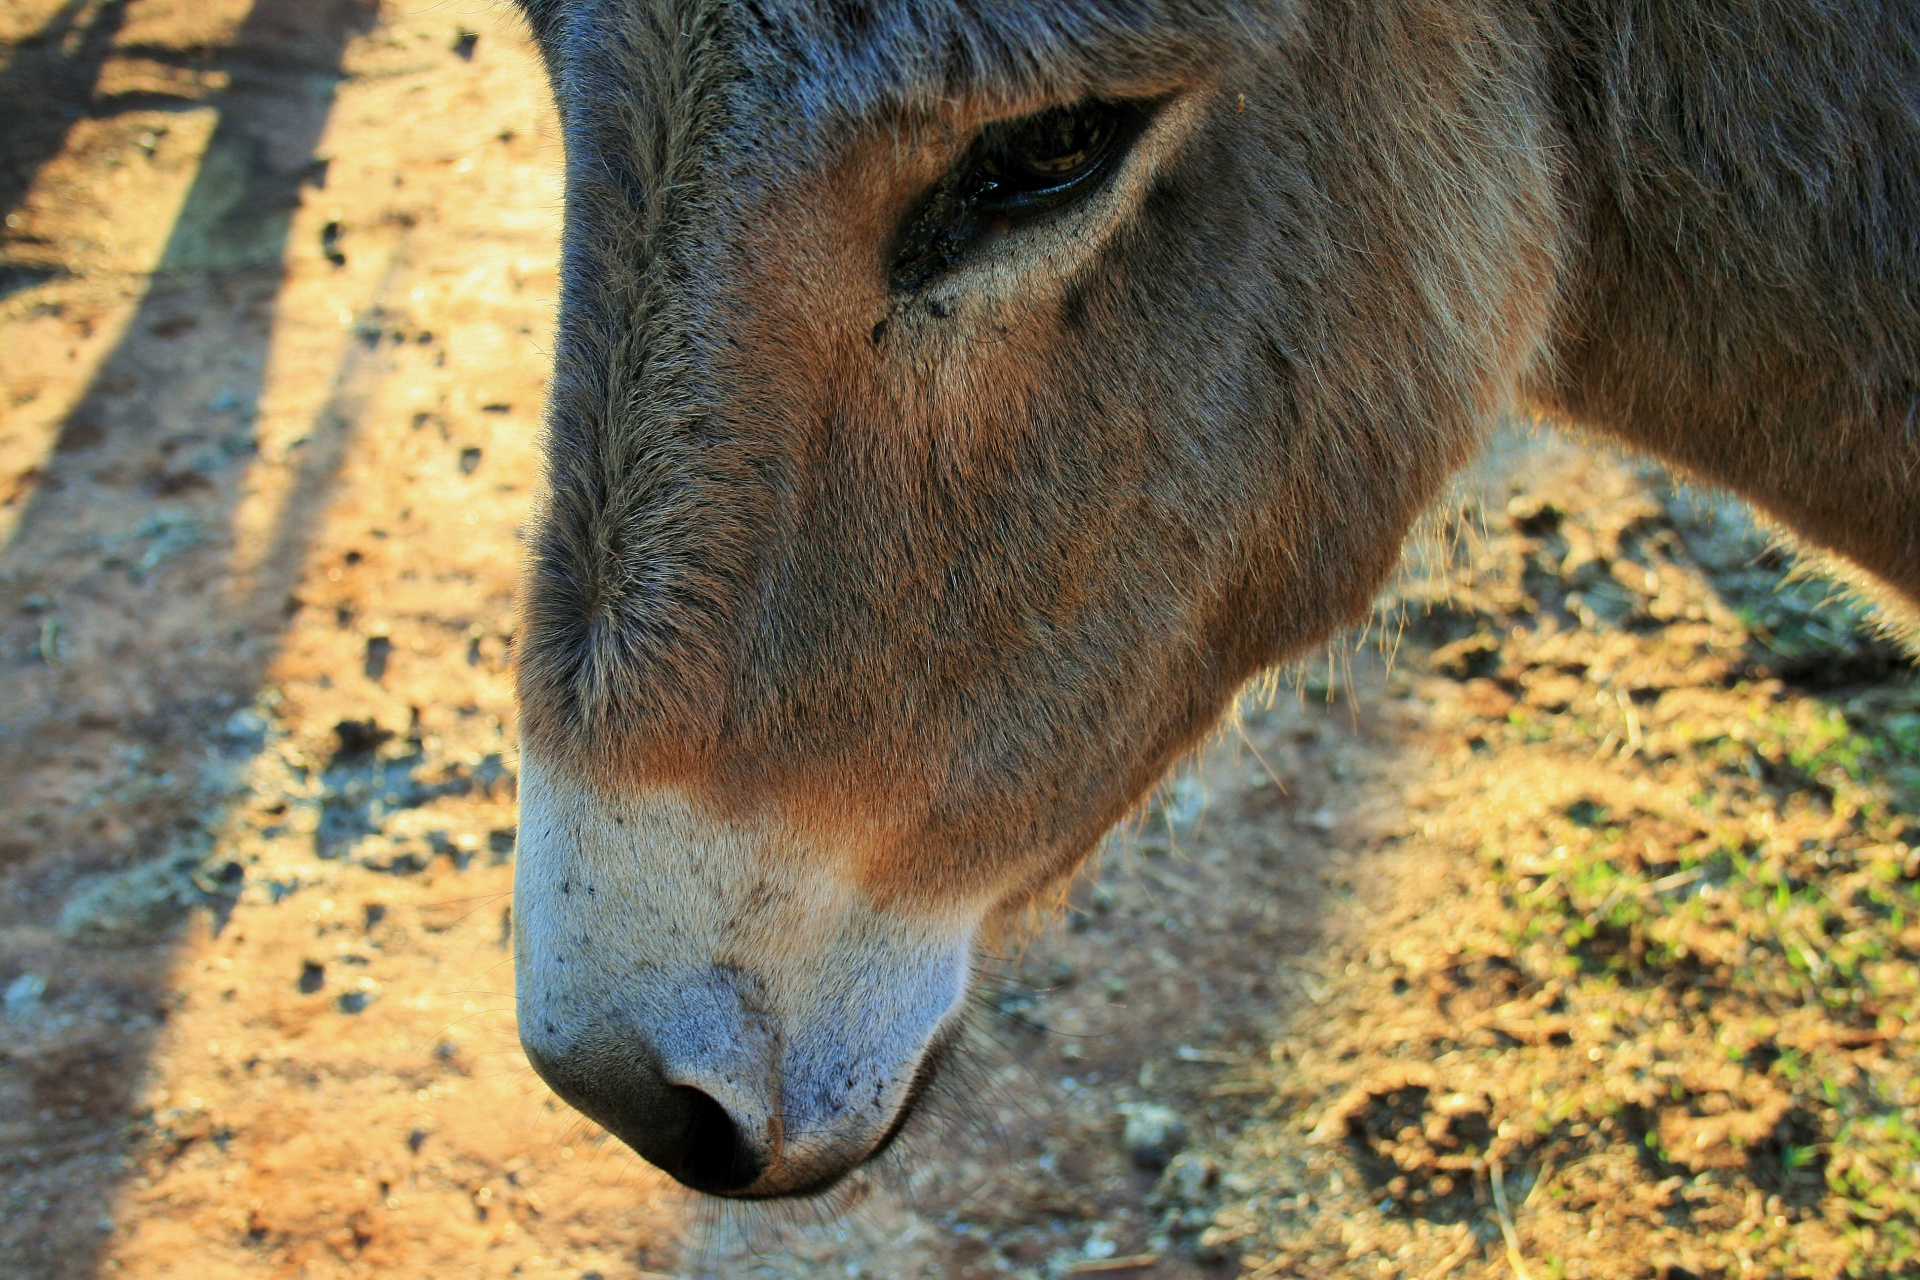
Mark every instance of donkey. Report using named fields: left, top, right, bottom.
left=507, top=0, right=1920, bottom=1199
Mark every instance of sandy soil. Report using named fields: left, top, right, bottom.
left=1209, top=439, right=1920, bottom=1280
left=2, top=5, right=1916, bottom=1280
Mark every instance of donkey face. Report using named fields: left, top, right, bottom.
left=513, top=0, right=1564, bottom=1196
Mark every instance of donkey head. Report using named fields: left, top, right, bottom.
left=512, top=0, right=1564, bottom=1197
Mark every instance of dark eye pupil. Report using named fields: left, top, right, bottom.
left=1012, top=116, right=1106, bottom=177
left=888, top=98, right=1154, bottom=291
left=973, top=103, right=1135, bottom=208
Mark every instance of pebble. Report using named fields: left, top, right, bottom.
left=5, top=972, right=47, bottom=1018
left=1118, top=1102, right=1188, bottom=1169
left=1156, top=1152, right=1218, bottom=1204
left=56, top=854, right=202, bottom=946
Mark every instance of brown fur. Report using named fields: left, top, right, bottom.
left=508, top=0, right=1920, bottom=1191
left=518, top=0, right=1919, bottom=899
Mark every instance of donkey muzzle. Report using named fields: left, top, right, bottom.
left=512, top=757, right=976, bottom=1197
left=524, top=1033, right=775, bottom=1195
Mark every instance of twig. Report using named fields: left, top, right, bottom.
left=1583, top=886, right=1627, bottom=928
left=1278, top=961, right=1332, bottom=1006
left=1419, top=1227, right=1477, bottom=1280
left=1489, top=1157, right=1534, bottom=1280
left=1643, top=866, right=1703, bottom=896
left=1176, top=1044, right=1245, bottom=1065
left=1137, top=859, right=1206, bottom=897
left=1066, top=1254, right=1162, bottom=1274
left=1613, top=688, right=1643, bottom=756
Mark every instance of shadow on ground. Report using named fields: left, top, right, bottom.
left=1, top=3, right=379, bottom=1273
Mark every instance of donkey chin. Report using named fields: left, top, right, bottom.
left=512, top=753, right=976, bottom=1197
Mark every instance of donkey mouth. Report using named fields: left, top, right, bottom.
left=707, top=1017, right=962, bottom=1201
left=524, top=1015, right=965, bottom=1200
left=848, top=1019, right=962, bottom=1172
left=512, top=766, right=983, bottom=1198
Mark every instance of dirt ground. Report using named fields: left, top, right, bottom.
left=2, top=5, right=1917, bottom=1280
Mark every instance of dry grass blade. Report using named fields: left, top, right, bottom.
left=1521, top=1155, right=1556, bottom=1210
left=1489, top=1158, right=1533, bottom=1280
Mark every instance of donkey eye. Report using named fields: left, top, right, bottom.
left=972, top=103, right=1132, bottom=211
left=889, top=98, right=1156, bottom=292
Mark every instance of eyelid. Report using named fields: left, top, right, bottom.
left=887, top=97, right=1162, bottom=292
left=975, top=102, right=1150, bottom=208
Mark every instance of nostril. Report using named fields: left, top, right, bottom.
left=666, top=1084, right=763, bottom=1193
left=523, top=1040, right=774, bottom=1195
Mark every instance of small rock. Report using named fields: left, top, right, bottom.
left=1156, top=1152, right=1218, bottom=1205
left=127, top=509, right=203, bottom=576
left=1119, top=1102, right=1188, bottom=1169
left=58, top=855, right=200, bottom=946
left=297, top=961, right=325, bottom=993
left=365, top=850, right=429, bottom=876
left=320, top=220, right=345, bottom=267
left=200, top=860, right=244, bottom=892
left=1507, top=493, right=1564, bottom=535
left=1431, top=632, right=1502, bottom=680
left=5, top=972, right=47, bottom=1018
left=1080, top=1225, right=1118, bottom=1259
left=364, top=635, right=394, bottom=680
left=1193, top=1224, right=1237, bottom=1265
left=221, top=707, right=270, bottom=746
left=332, top=717, right=391, bottom=761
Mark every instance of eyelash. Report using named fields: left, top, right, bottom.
left=889, top=99, right=1156, bottom=293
